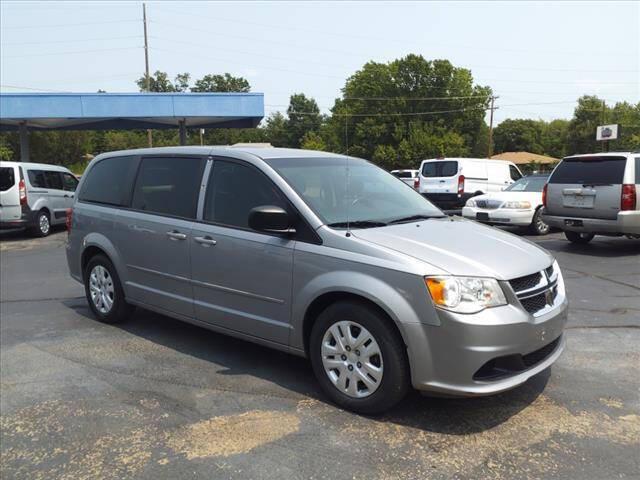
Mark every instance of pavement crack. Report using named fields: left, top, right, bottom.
left=0, top=296, right=85, bottom=304
left=563, top=268, right=640, bottom=291
left=566, top=325, right=640, bottom=330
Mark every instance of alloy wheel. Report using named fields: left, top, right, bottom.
left=89, top=265, right=115, bottom=314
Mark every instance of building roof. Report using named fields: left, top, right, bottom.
left=0, top=92, right=264, bottom=131
left=491, top=151, right=559, bottom=164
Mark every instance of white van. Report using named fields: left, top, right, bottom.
left=417, top=157, right=523, bottom=212
left=0, top=161, right=79, bottom=236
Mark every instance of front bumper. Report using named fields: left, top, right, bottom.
left=462, top=206, right=535, bottom=226
left=403, top=295, right=568, bottom=396
left=542, top=210, right=640, bottom=236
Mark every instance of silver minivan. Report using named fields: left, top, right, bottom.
left=0, top=161, right=79, bottom=236
left=66, top=147, right=568, bottom=414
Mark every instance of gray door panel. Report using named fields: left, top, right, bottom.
left=117, top=210, right=195, bottom=317
left=191, top=223, right=294, bottom=345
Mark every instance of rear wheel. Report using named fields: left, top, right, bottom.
left=565, top=231, right=595, bottom=244
left=529, top=209, right=550, bottom=236
left=31, top=210, right=50, bottom=237
left=309, top=300, right=409, bottom=414
left=84, top=254, right=133, bottom=323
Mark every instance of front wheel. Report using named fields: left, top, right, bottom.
left=309, top=300, right=409, bottom=415
left=565, top=231, right=595, bottom=244
left=529, top=209, right=550, bottom=235
left=84, top=254, right=133, bottom=323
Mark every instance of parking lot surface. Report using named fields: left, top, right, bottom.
left=1, top=228, right=639, bottom=479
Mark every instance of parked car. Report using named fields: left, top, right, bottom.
left=417, top=157, right=523, bottom=213
left=462, top=174, right=550, bottom=235
left=66, top=147, right=567, bottom=414
left=390, top=169, right=419, bottom=188
left=542, top=152, right=639, bottom=243
left=0, top=161, right=79, bottom=236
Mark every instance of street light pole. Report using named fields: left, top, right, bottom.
left=143, top=3, right=152, bottom=147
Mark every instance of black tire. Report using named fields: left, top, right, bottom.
left=565, top=231, right=595, bottom=244
left=84, top=254, right=133, bottom=324
left=31, top=210, right=51, bottom=237
left=309, top=300, right=410, bottom=415
left=528, top=209, right=550, bottom=236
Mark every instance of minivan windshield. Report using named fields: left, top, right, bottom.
left=265, top=157, right=444, bottom=227
left=549, top=156, right=626, bottom=185
left=421, top=161, right=458, bottom=178
left=505, top=176, right=548, bottom=192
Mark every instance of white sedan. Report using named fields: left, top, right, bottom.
left=462, top=175, right=550, bottom=235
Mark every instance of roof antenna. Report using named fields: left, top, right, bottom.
left=345, top=113, right=351, bottom=237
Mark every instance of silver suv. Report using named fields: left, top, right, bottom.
left=66, top=147, right=568, bottom=414
left=542, top=152, right=639, bottom=243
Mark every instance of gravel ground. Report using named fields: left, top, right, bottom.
left=1, top=228, right=638, bottom=480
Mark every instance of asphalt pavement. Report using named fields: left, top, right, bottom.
left=1, top=227, right=638, bottom=480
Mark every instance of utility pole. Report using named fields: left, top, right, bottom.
left=601, top=99, right=607, bottom=152
left=487, top=95, right=498, bottom=158
left=143, top=3, right=152, bottom=147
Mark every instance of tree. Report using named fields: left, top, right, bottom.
left=324, top=54, right=492, bottom=165
left=493, top=119, right=545, bottom=154
left=191, top=73, right=250, bottom=93
left=541, top=119, right=569, bottom=158
left=262, top=112, right=289, bottom=147
left=286, top=94, right=323, bottom=148
left=566, top=95, right=605, bottom=155
left=300, top=131, right=326, bottom=151
left=135, top=71, right=190, bottom=92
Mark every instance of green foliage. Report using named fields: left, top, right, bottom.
left=287, top=94, right=323, bottom=148
left=0, top=143, right=13, bottom=161
left=300, top=131, right=326, bottom=151
left=191, top=73, right=250, bottom=93
left=494, top=119, right=546, bottom=155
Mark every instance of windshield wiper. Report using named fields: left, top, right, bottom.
left=327, top=220, right=388, bottom=229
left=387, top=214, right=446, bottom=225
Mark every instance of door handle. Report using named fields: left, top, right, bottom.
left=194, top=235, right=217, bottom=246
left=166, top=230, right=187, bottom=241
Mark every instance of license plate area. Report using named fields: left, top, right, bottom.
left=476, top=212, right=490, bottom=221
left=564, top=219, right=583, bottom=227
left=563, top=194, right=595, bottom=209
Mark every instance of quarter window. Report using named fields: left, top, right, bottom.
left=131, top=156, right=204, bottom=219
left=509, top=165, right=523, bottom=181
left=79, top=156, right=140, bottom=206
left=204, top=160, right=286, bottom=229
left=27, top=170, right=47, bottom=188
left=62, top=173, right=79, bottom=191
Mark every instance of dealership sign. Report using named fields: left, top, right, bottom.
left=596, top=124, right=619, bottom=141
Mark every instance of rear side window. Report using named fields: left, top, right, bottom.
left=131, top=156, right=205, bottom=219
left=79, top=156, right=140, bottom=206
left=204, top=160, right=287, bottom=229
left=0, top=167, right=15, bottom=191
left=44, top=171, right=63, bottom=190
left=422, top=161, right=458, bottom=177
left=549, top=156, right=626, bottom=185
left=28, top=170, right=47, bottom=188
left=393, top=171, right=414, bottom=178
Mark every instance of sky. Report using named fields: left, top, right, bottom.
left=1, top=1, right=639, bottom=124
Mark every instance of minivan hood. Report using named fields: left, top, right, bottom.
left=353, top=217, right=553, bottom=279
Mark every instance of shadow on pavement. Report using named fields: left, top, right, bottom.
left=540, top=236, right=640, bottom=258
left=65, top=299, right=547, bottom=435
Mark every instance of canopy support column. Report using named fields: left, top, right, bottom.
left=19, top=122, right=30, bottom=162
left=179, top=120, right=187, bottom=145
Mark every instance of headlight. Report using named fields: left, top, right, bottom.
left=425, top=276, right=507, bottom=314
left=502, top=201, right=532, bottom=209
left=465, top=199, right=476, bottom=207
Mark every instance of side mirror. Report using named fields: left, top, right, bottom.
left=248, top=205, right=295, bottom=235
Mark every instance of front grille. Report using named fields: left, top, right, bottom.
left=509, top=272, right=543, bottom=293
left=509, top=266, right=558, bottom=316
left=520, top=293, right=548, bottom=315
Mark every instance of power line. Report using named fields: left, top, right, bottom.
left=1, top=35, right=143, bottom=46
left=1, top=19, right=140, bottom=30
left=1, top=46, right=142, bottom=59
